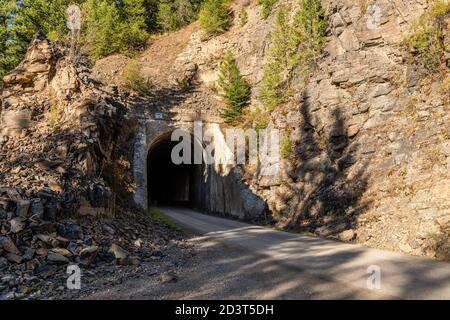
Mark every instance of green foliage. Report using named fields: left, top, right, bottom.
left=156, top=0, right=202, bottom=32
left=260, top=1, right=327, bottom=112
left=238, top=7, right=248, bottom=27
left=259, top=9, right=297, bottom=112
left=13, top=0, right=74, bottom=44
left=199, top=0, right=230, bottom=36
left=121, top=60, right=152, bottom=94
left=244, top=108, right=270, bottom=130
left=293, top=0, right=328, bottom=69
left=84, top=0, right=149, bottom=58
left=280, top=136, right=293, bottom=158
left=118, top=0, right=151, bottom=55
left=1, top=0, right=80, bottom=84
left=0, top=0, right=19, bottom=86
left=217, top=51, right=251, bottom=124
left=48, top=104, right=60, bottom=126
left=257, top=0, right=278, bottom=19
left=405, top=0, right=450, bottom=71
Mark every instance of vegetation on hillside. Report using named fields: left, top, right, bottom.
left=121, top=60, right=153, bottom=94
left=0, top=0, right=207, bottom=86
left=217, top=51, right=251, bottom=124
left=257, top=0, right=279, bottom=19
left=199, top=0, right=231, bottom=36
left=405, top=0, right=450, bottom=72
left=280, top=135, right=294, bottom=158
left=259, top=0, right=328, bottom=112
left=156, top=0, right=203, bottom=32
left=84, top=0, right=149, bottom=58
left=238, top=7, right=248, bottom=27
left=0, top=1, right=19, bottom=87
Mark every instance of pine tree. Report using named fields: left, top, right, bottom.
left=0, top=0, right=18, bottom=86
left=217, top=51, right=251, bottom=124
left=84, top=0, right=149, bottom=58
left=260, top=9, right=298, bottom=112
left=259, top=2, right=328, bottom=112
left=13, top=0, right=73, bottom=43
left=1, top=0, right=77, bottom=84
left=156, top=0, right=203, bottom=32
left=84, top=0, right=121, bottom=58
left=293, top=0, right=328, bottom=69
left=117, top=0, right=149, bottom=56
left=199, top=0, right=230, bottom=35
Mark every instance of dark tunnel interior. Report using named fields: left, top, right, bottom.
left=147, top=139, right=199, bottom=207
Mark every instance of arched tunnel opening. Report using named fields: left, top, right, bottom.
left=143, top=128, right=266, bottom=219
left=147, top=136, right=201, bottom=207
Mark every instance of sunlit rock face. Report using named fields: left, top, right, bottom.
left=0, top=34, right=124, bottom=220
left=126, top=0, right=449, bottom=259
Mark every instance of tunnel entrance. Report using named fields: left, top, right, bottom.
left=147, top=136, right=199, bottom=207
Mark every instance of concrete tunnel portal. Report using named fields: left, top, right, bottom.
left=147, top=133, right=202, bottom=207
left=134, top=122, right=266, bottom=220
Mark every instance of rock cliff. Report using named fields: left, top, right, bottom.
left=93, top=0, right=448, bottom=260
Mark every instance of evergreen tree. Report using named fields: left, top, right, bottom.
left=13, top=0, right=73, bottom=43
left=199, top=0, right=230, bottom=35
left=260, top=2, right=327, bottom=112
left=84, top=0, right=122, bottom=58
left=217, top=51, right=251, bottom=124
left=0, top=0, right=19, bottom=86
left=143, top=0, right=160, bottom=32
left=118, top=0, right=150, bottom=56
left=260, top=9, right=297, bottom=112
left=293, top=0, right=328, bottom=68
left=156, top=0, right=203, bottom=32
left=84, top=0, right=149, bottom=58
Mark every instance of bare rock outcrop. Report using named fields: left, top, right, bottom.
left=137, top=0, right=449, bottom=260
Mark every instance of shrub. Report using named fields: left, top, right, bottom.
left=257, top=0, right=278, bottom=19
left=405, top=1, right=450, bottom=71
left=217, top=51, right=251, bottom=124
left=280, top=136, right=293, bottom=158
left=238, top=7, right=248, bottom=27
left=122, top=60, right=152, bottom=94
left=48, top=104, right=60, bottom=126
left=244, top=108, right=270, bottom=130
left=199, top=0, right=230, bottom=36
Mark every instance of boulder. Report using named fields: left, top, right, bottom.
left=338, top=229, right=356, bottom=242
left=47, top=253, right=69, bottom=265
left=9, top=218, right=25, bottom=233
left=109, top=243, right=129, bottom=260
left=79, top=246, right=98, bottom=267
left=0, top=236, right=20, bottom=255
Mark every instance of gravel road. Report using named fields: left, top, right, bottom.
left=83, top=237, right=391, bottom=300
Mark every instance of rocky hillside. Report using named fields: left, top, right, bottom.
left=0, top=35, right=190, bottom=299
left=89, top=0, right=450, bottom=260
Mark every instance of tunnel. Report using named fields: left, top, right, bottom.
left=143, top=127, right=266, bottom=219
left=147, top=134, right=202, bottom=207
